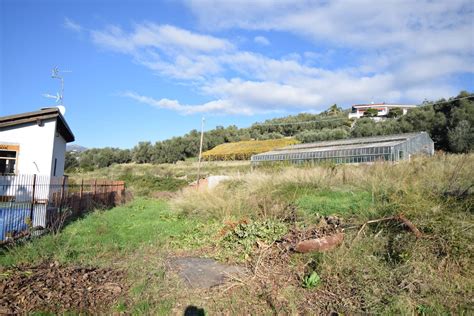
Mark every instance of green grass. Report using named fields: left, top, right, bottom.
left=0, top=198, right=217, bottom=267
left=296, top=189, right=373, bottom=217
left=118, top=174, right=189, bottom=196
left=1, top=198, right=223, bottom=314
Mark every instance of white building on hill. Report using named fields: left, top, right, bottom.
left=348, top=103, right=417, bottom=120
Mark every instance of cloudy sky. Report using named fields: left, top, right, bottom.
left=1, top=0, right=473, bottom=148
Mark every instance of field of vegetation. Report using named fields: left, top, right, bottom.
left=201, top=138, right=299, bottom=161
left=67, top=160, right=251, bottom=196
left=1, top=153, right=472, bottom=314
left=66, top=92, right=474, bottom=171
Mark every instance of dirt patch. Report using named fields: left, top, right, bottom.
left=0, top=261, right=127, bottom=314
left=168, top=257, right=247, bottom=289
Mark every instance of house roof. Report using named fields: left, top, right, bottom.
left=352, top=103, right=417, bottom=108
left=0, top=107, right=75, bottom=142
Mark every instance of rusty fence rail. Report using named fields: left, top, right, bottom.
left=0, top=175, right=126, bottom=243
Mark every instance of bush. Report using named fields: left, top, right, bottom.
left=221, top=220, right=288, bottom=259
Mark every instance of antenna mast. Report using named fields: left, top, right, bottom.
left=42, top=66, right=71, bottom=107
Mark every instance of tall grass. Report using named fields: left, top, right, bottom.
left=172, top=153, right=473, bottom=313
left=174, top=154, right=473, bottom=220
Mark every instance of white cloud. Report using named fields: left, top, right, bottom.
left=184, top=0, right=474, bottom=74
left=67, top=1, right=473, bottom=115
left=122, top=91, right=254, bottom=115
left=185, top=0, right=472, bottom=53
left=202, top=78, right=322, bottom=110
left=63, top=17, right=83, bottom=33
left=91, top=23, right=233, bottom=54
left=254, top=35, right=270, bottom=45
left=136, top=51, right=222, bottom=80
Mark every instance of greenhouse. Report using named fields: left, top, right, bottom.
left=251, top=132, right=434, bottom=165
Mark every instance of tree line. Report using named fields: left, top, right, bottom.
left=66, top=91, right=473, bottom=171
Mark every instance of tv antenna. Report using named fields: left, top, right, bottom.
left=42, top=66, right=71, bottom=107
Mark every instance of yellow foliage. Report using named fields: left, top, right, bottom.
left=202, top=138, right=299, bottom=161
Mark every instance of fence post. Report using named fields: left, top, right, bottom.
left=80, top=178, right=84, bottom=199
left=29, top=174, right=37, bottom=225
left=93, top=179, right=97, bottom=201
left=59, top=176, right=66, bottom=211
left=78, top=178, right=84, bottom=211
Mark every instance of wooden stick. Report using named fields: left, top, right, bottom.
left=397, top=214, right=422, bottom=238
left=354, top=214, right=422, bottom=240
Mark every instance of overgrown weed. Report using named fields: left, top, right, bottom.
left=172, top=153, right=473, bottom=313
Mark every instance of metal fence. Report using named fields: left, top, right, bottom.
left=0, top=175, right=126, bottom=243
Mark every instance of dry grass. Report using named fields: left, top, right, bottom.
left=172, top=153, right=474, bottom=314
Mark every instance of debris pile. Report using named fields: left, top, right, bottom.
left=0, top=261, right=126, bottom=314
left=281, top=216, right=344, bottom=253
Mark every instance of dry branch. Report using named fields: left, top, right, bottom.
left=397, top=214, right=423, bottom=238
left=354, top=213, right=422, bottom=240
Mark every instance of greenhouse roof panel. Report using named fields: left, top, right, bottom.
left=252, top=140, right=404, bottom=157
left=277, top=132, right=424, bottom=151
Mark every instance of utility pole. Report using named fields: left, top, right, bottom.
left=196, top=117, right=205, bottom=187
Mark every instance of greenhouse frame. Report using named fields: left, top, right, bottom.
left=251, top=132, right=434, bottom=165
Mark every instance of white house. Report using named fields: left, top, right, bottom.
left=0, top=107, right=74, bottom=230
left=0, top=107, right=74, bottom=177
left=348, top=103, right=417, bottom=120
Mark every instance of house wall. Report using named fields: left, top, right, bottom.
left=0, top=114, right=72, bottom=229
left=51, top=130, right=67, bottom=177
left=0, top=119, right=56, bottom=175
left=348, top=106, right=415, bottom=119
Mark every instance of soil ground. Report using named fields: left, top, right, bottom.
left=0, top=261, right=126, bottom=314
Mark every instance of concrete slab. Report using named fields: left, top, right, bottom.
left=169, top=257, right=247, bottom=289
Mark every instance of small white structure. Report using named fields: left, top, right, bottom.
left=0, top=107, right=74, bottom=177
left=0, top=107, right=75, bottom=229
left=348, top=103, right=416, bottom=120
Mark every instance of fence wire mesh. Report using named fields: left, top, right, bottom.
left=0, top=175, right=125, bottom=242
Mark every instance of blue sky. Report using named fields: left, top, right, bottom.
left=1, top=0, right=473, bottom=148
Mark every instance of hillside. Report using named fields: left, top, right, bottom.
left=66, top=91, right=473, bottom=172
left=66, top=144, right=88, bottom=153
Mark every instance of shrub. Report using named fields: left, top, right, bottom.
left=302, top=271, right=321, bottom=289
left=221, top=220, right=288, bottom=259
